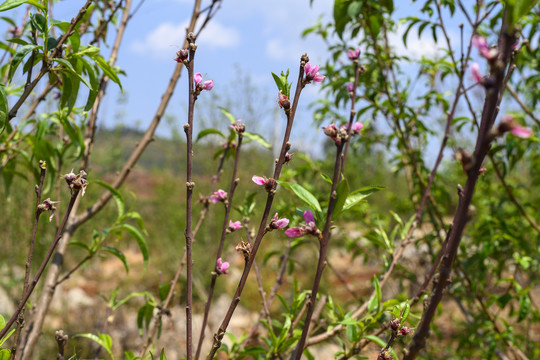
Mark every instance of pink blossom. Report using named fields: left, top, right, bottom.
left=252, top=176, right=266, bottom=186
left=472, top=35, right=497, bottom=59
left=210, top=189, right=227, bottom=203
left=353, top=122, right=363, bottom=132
left=347, top=82, right=354, bottom=92
left=174, top=49, right=189, bottom=63
left=230, top=119, right=244, bottom=132
left=499, top=115, right=533, bottom=138
left=228, top=220, right=243, bottom=232
left=470, top=62, right=483, bottom=84
left=303, top=210, right=315, bottom=223
left=194, top=72, right=213, bottom=92
left=284, top=227, right=306, bottom=238
left=304, top=62, right=325, bottom=83
left=348, top=48, right=360, bottom=60
left=278, top=90, right=290, bottom=110
left=216, top=258, right=230, bottom=275
left=270, top=213, right=289, bottom=229
left=284, top=210, right=319, bottom=238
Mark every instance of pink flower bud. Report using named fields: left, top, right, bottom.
left=270, top=213, right=289, bottom=229
left=210, top=189, right=228, bottom=203
left=470, top=62, right=483, bottom=84
left=228, top=220, right=243, bottom=232
left=347, top=83, right=354, bottom=92
left=278, top=90, right=290, bottom=110
left=252, top=176, right=266, bottom=186
left=284, top=227, right=306, bottom=238
left=303, top=210, right=315, bottom=223
left=499, top=115, right=533, bottom=138
left=216, top=257, right=230, bottom=275
left=194, top=72, right=213, bottom=93
left=348, top=48, right=360, bottom=60
left=304, top=62, right=325, bottom=83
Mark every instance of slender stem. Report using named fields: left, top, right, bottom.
left=340, top=61, right=360, bottom=177
left=184, top=33, right=197, bottom=360
left=403, top=12, right=516, bottom=359
left=10, top=163, right=46, bottom=359
left=0, top=191, right=79, bottom=341
left=205, top=55, right=308, bottom=360
left=195, top=132, right=244, bottom=360
left=291, top=143, right=344, bottom=360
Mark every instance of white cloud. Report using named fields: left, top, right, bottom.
left=388, top=24, right=456, bottom=60
left=131, top=20, right=240, bottom=57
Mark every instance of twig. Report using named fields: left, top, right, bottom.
left=205, top=54, right=309, bottom=360
left=195, top=130, right=244, bottom=360
left=506, top=83, right=540, bottom=127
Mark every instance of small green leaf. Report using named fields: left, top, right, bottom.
left=75, top=332, right=115, bottom=360
left=196, top=128, right=225, bottom=142
left=332, top=179, right=349, bottom=219
left=219, top=107, right=236, bottom=123
left=0, top=349, right=11, bottom=360
left=0, top=0, right=46, bottom=12
left=102, top=247, right=129, bottom=273
left=0, top=84, right=7, bottom=134
left=159, top=283, right=171, bottom=302
left=90, top=54, right=122, bottom=91
left=119, top=224, right=149, bottom=270
left=278, top=181, right=322, bottom=213
left=320, top=172, right=332, bottom=184
left=243, top=131, right=271, bottom=149
left=364, top=335, right=398, bottom=359
left=93, top=180, right=125, bottom=218
left=342, top=185, right=384, bottom=211
left=53, top=58, right=93, bottom=90
left=8, top=44, right=39, bottom=83
left=30, top=13, right=47, bottom=33
left=159, top=349, right=167, bottom=360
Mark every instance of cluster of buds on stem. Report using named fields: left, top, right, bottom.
left=235, top=241, right=252, bottom=262
left=37, top=198, right=59, bottom=222
left=174, top=48, right=189, bottom=65
left=210, top=189, right=228, bottom=204
left=230, top=119, right=245, bottom=134
left=62, top=170, right=88, bottom=196
left=284, top=210, right=321, bottom=239
left=322, top=122, right=364, bottom=145
left=303, top=62, right=325, bottom=84
left=252, top=176, right=277, bottom=194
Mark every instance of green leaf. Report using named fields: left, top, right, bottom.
left=0, top=349, right=10, bottom=360
left=333, top=0, right=349, bottom=39
left=90, top=54, right=122, bottom=91
left=0, top=84, right=7, bottom=134
left=278, top=181, right=322, bottom=213
left=243, top=131, right=271, bottom=149
left=196, top=128, right=225, bottom=142
left=518, top=294, right=531, bottom=322
left=159, top=349, right=167, bottom=360
left=53, top=57, right=93, bottom=90
left=342, top=185, right=384, bottom=211
left=332, top=179, right=350, bottom=219
left=75, top=332, right=115, bottom=360
left=102, top=246, right=129, bottom=273
left=137, top=303, right=154, bottom=335
left=8, top=44, right=39, bottom=83
left=119, top=224, right=149, bottom=270
left=159, top=283, right=171, bottom=302
left=219, top=107, right=236, bottom=123
left=364, top=335, right=398, bottom=359
left=93, top=180, right=125, bottom=218
left=30, top=13, right=47, bottom=33
left=368, top=276, right=381, bottom=313
left=0, top=0, right=46, bottom=12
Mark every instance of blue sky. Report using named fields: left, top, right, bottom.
left=20, top=0, right=467, bottom=157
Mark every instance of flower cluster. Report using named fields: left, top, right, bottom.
left=284, top=210, right=320, bottom=239
left=322, top=122, right=364, bottom=144
left=216, top=257, right=229, bottom=275
left=230, top=119, right=245, bottom=133
left=304, top=62, right=325, bottom=83
left=174, top=48, right=189, bottom=64
left=210, top=189, right=227, bottom=204
left=62, top=170, right=88, bottom=196
left=252, top=175, right=277, bottom=193
left=37, top=198, right=59, bottom=222
left=194, top=72, right=213, bottom=94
